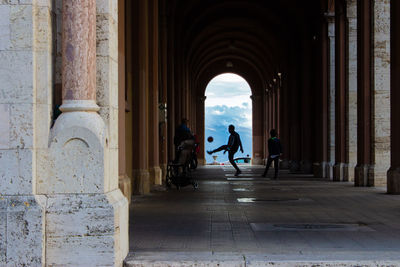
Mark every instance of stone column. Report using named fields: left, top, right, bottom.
left=355, top=0, right=373, bottom=186
left=327, top=13, right=336, bottom=179
left=37, top=0, right=128, bottom=265
left=313, top=8, right=329, bottom=178
left=347, top=0, right=358, bottom=182
left=148, top=0, right=162, bottom=186
left=371, top=0, right=390, bottom=186
left=252, top=94, right=264, bottom=164
left=132, top=0, right=150, bottom=194
left=333, top=0, right=348, bottom=181
left=159, top=0, right=168, bottom=179
left=388, top=0, right=400, bottom=193
left=118, top=0, right=132, bottom=203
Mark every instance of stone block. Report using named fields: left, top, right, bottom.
left=46, top=194, right=114, bottom=237
left=33, top=6, right=51, bottom=52
left=0, top=5, right=11, bottom=50
left=0, top=149, right=33, bottom=195
left=0, top=51, right=34, bottom=104
left=108, top=148, right=119, bottom=191
left=0, top=104, right=9, bottom=149
left=10, top=103, right=34, bottom=149
left=10, top=5, right=33, bottom=49
left=34, top=50, right=53, bottom=105
left=46, top=190, right=128, bottom=266
left=37, top=112, right=107, bottom=194
left=5, top=195, right=46, bottom=267
left=97, top=56, right=119, bottom=109
left=35, top=104, right=51, bottom=149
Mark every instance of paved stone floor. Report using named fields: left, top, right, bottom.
left=125, top=166, right=400, bottom=266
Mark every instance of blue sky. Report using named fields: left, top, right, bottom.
left=205, top=73, right=252, bottom=163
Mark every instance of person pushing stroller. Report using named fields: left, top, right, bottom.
left=207, top=124, right=244, bottom=176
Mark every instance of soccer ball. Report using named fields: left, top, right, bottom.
left=207, top=136, right=214, bottom=143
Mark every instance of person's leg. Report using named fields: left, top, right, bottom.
left=273, top=157, right=280, bottom=179
left=208, top=145, right=228, bottom=154
left=229, top=151, right=241, bottom=175
left=262, top=157, right=272, bottom=177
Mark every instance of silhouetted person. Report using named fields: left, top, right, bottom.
left=262, top=129, right=283, bottom=179
left=207, top=124, right=244, bottom=176
left=174, top=118, right=194, bottom=163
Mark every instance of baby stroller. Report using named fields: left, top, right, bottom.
left=166, top=139, right=198, bottom=190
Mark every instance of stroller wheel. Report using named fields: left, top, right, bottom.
left=176, top=185, right=180, bottom=191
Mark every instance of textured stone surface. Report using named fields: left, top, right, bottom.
left=37, top=112, right=107, bottom=194
left=347, top=0, right=357, bottom=182
left=0, top=104, right=9, bottom=149
left=62, top=0, right=96, bottom=101
left=372, top=0, right=390, bottom=186
left=0, top=195, right=46, bottom=267
left=45, top=190, right=128, bottom=266
left=327, top=19, right=335, bottom=180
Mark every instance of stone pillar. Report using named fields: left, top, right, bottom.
left=355, top=0, right=373, bottom=186
left=356, top=0, right=390, bottom=187
left=371, top=0, right=390, bottom=186
left=313, top=7, right=329, bottom=178
left=388, top=0, right=400, bottom=193
left=159, top=0, right=168, bottom=179
left=0, top=1, right=50, bottom=265
left=347, top=0, right=358, bottom=182
left=36, top=0, right=128, bottom=265
left=118, top=0, right=132, bottom=203
left=252, top=94, right=264, bottom=165
left=327, top=13, right=336, bottom=179
left=333, top=0, right=348, bottom=181
left=132, top=0, right=150, bottom=194
left=148, top=0, right=162, bottom=186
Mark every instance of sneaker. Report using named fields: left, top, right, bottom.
left=234, top=170, right=242, bottom=176
left=207, top=150, right=212, bottom=155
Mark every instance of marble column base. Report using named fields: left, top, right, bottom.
left=325, top=163, right=335, bottom=180
left=45, top=190, right=128, bottom=266
left=347, top=163, right=356, bottom=182
left=355, top=164, right=372, bottom=186
left=313, top=161, right=328, bottom=178
left=150, top=166, right=162, bottom=186
left=119, top=174, right=132, bottom=204
left=333, top=162, right=348, bottom=181
left=388, top=167, right=400, bottom=194
left=133, top=169, right=150, bottom=194
left=251, top=156, right=263, bottom=165
left=0, top=195, right=46, bottom=266
left=160, top=163, right=168, bottom=182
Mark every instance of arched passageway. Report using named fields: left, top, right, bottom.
left=3, top=0, right=400, bottom=265
left=204, top=73, right=252, bottom=164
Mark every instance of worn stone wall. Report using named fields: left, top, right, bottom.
left=347, top=0, right=357, bottom=182
left=372, top=0, right=390, bottom=186
left=0, top=0, right=53, bottom=265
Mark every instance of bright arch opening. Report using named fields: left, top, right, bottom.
left=204, top=73, right=252, bottom=164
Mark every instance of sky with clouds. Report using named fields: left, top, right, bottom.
left=204, top=73, right=253, bottom=163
